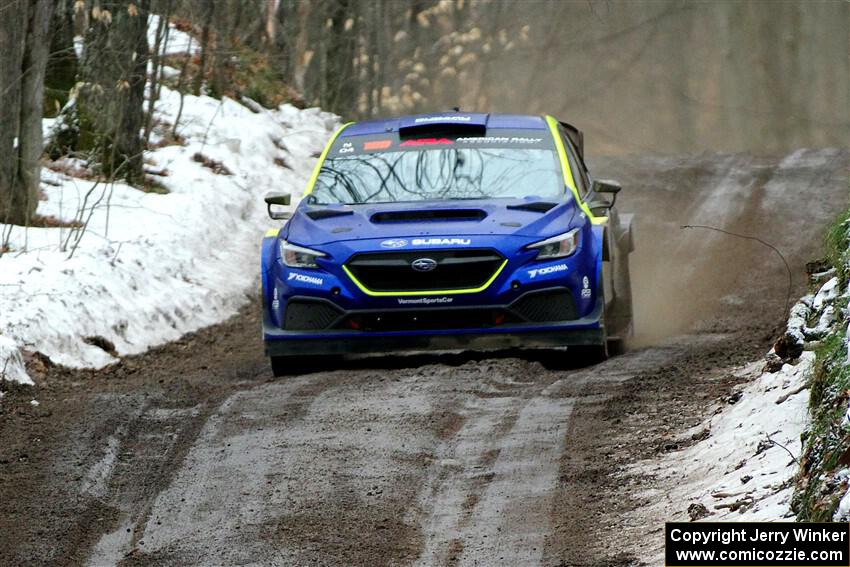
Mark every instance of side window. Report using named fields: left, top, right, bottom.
left=559, top=127, right=590, bottom=199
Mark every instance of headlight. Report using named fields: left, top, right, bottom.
left=527, top=228, right=581, bottom=260
left=279, top=239, right=326, bottom=268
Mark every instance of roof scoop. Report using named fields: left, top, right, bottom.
left=398, top=112, right=488, bottom=138
left=370, top=209, right=487, bottom=223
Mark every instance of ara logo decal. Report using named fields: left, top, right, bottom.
left=272, top=287, right=280, bottom=310
left=381, top=238, right=408, bottom=248
left=288, top=272, right=324, bottom=286
left=411, top=258, right=438, bottom=272
left=411, top=238, right=471, bottom=246
left=397, top=297, right=453, bottom=305
left=581, top=275, right=592, bottom=298
left=399, top=138, right=453, bottom=147
left=528, top=264, right=568, bottom=279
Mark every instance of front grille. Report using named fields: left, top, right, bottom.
left=510, top=289, right=578, bottom=322
left=335, top=308, right=519, bottom=332
left=284, top=300, right=342, bottom=330
left=346, top=249, right=504, bottom=292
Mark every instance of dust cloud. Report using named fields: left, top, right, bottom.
left=593, top=151, right=849, bottom=346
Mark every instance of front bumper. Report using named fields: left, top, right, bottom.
left=263, top=295, right=605, bottom=357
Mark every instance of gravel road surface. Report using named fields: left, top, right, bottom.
left=1, top=151, right=846, bottom=566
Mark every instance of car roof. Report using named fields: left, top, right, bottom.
left=340, top=112, right=549, bottom=137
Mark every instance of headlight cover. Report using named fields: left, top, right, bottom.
left=527, top=228, right=581, bottom=260
left=279, top=239, right=326, bottom=268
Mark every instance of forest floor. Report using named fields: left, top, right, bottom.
left=0, top=151, right=846, bottom=566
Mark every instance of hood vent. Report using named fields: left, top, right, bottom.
left=370, top=209, right=486, bottom=223
left=306, top=208, right=354, bottom=220
left=506, top=201, right=557, bottom=213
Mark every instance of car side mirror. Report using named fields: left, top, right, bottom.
left=591, top=179, right=622, bottom=207
left=265, top=192, right=292, bottom=220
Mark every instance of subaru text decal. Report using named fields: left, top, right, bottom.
left=411, top=237, right=471, bottom=246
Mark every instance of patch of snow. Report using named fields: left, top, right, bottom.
left=628, top=354, right=812, bottom=562
left=0, top=336, right=32, bottom=386
left=804, top=305, right=836, bottom=338
left=812, top=267, right=837, bottom=281
left=42, top=117, right=57, bottom=142
left=835, top=491, right=850, bottom=521
left=147, top=15, right=197, bottom=56
left=786, top=299, right=812, bottom=344
left=0, top=84, right=337, bottom=383
left=844, top=323, right=850, bottom=361
left=813, top=276, right=840, bottom=310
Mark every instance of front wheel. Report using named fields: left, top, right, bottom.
left=270, top=355, right=340, bottom=376
left=572, top=343, right=609, bottom=365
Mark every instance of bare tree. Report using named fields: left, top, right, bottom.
left=44, top=0, right=78, bottom=117
left=0, top=0, right=54, bottom=226
left=77, top=0, right=150, bottom=183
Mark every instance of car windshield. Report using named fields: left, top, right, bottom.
left=307, top=148, right=564, bottom=205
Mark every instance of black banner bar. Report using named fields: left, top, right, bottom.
left=666, top=522, right=850, bottom=567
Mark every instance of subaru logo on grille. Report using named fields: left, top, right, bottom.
left=411, top=258, right=438, bottom=272
left=381, top=238, right=408, bottom=248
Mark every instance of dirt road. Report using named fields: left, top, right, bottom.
left=1, top=150, right=846, bottom=566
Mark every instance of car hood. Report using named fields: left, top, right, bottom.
left=283, top=198, right=580, bottom=246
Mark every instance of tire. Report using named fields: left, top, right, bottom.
left=607, top=337, right=626, bottom=356
left=572, top=343, right=609, bottom=364
left=270, top=355, right=341, bottom=376
left=270, top=356, right=290, bottom=377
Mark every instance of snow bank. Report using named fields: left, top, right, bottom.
left=630, top=354, right=811, bottom=561
left=0, top=86, right=337, bottom=385
left=147, top=15, right=196, bottom=56
left=626, top=261, right=848, bottom=561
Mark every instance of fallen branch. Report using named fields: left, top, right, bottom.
left=775, top=383, right=808, bottom=405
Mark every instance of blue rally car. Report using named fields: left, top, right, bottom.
left=261, top=112, right=633, bottom=375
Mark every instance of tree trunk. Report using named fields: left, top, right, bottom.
left=264, top=0, right=277, bottom=49
left=322, top=0, right=356, bottom=116
left=44, top=0, right=78, bottom=117
left=144, top=4, right=171, bottom=145
left=0, top=0, right=53, bottom=226
left=0, top=0, right=27, bottom=225
left=77, top=0, right=149, bottom=183
left=18, top=0, right=54, bottom=213
left=193, top=1, right=214, bottom=96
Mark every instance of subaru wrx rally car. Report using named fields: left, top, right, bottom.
left=261, top=112, right=633, bottom=375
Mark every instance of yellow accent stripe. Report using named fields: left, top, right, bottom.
left=543, top=115, right=607, bottom=226
left=264, top=228, right=280, bottom=238
left=302, top=122, right=354, bottom=196
left=342, top=260, right=508, bottom=297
